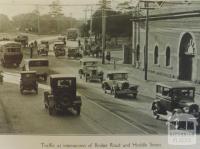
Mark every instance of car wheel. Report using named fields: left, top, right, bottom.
left=20, top=88, right=24, bottom=95
left=114, top=89, right=118, bottom=98
left=49, top=107, right=56, bottom=116
left=85, top=76, right=88, bottom=82
left=132, top=93, right=137, bottom=99
left=76, top=106, right=81, bottom=116
left=44, top=75, right=47, bottom=82
left=35, top=88, right=38, bottom=94
left=152, top=103, right=160, bottom=119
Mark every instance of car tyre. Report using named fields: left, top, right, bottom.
left=152, top=103, right=160, bottom=119
left=76, top=106, right=81, bottom=116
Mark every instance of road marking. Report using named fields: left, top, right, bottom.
left=82, top=94, right=150, bottom=134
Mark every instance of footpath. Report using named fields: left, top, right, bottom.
left=97, top=60, right=200, bottom=105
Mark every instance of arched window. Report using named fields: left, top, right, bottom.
left=154, top=46, right=159, bottom=64
left=136, top=44, right=140, bottom=61
left=166, top=46, right=170, bottom=66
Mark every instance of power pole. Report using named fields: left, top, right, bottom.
left=133, top=6, right=137, bottom=66
left=101, top=0, right=106, bottom=64
left=144, top=1, right=149, bottom=81
left=140, top=0, right=154, bottom=80
left=35, top=4, right=40, bottom=34
left=90, top=6, right=93, bottom=41
left=70, top=13, right=73, bottom=28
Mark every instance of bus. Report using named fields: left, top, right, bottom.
left=0, top=41, right=23, bottom=67
left=66, top=28, right=79, bottom=41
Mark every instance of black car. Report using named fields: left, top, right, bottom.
left=20, top=71, right=38, bottom=94
left=151, top=82, right=199, bottom=119
left=44, top=74, right=82, bottom=116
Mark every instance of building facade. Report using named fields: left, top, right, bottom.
left=132, top=4, right=200, bottom=82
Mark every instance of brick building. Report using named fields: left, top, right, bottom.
left=132, top=2, right=200, bottom=82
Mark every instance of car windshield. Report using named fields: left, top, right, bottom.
left=84, top=61, right=97, bottom=66
left=22, top=73, right=35, bottom=79
left=29, top=60, right=49, bottom=67
left=6, top=48, right=20, bottom=52
left=108, top=73, right=128, bottom=80
left=173, top=88, right=194, bottom=101
left=57, top=79, right=72, bottom=88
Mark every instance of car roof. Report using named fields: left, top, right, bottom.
left=0, top=41, right=21, bottom=46
left=54, top=41, right=64, bottom=44
left=80, top=58, right=99, bottom=63
left=50, top=74, right=76, bottom=79
left=24, top=58, right=48, bottom=62
left=20, top=71, right=36, bottom=74
left=41, top=40, right=48, bottom=42
left=107, top=71, right=128, bottom=74
left=156, top=81, right=195, bottom=89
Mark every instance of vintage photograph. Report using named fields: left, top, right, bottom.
left=0, top=0, right=200, bottom=148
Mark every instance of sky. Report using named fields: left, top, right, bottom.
left=0, top=0, right=132, bottom=20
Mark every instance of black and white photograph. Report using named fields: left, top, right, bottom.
left=0, top=0, right=200, bottom=148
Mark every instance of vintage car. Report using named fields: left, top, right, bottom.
left=67, top=46, right=82, bottom=58
left=44, top=74, right=82, bottom=116
left=57, top=36, right=66, bottom=45
left=53, top=41, right=66, bottom=57
left=0, top=41, right=23, bottom=67
left=79, top=58, right=103, bottom=82
left=22, top=59, right=49, bottom=81
left=102, top=71, right=138, bottom=98
left=0, top=70, right=3, bottom=84
left=37, top=40, right=49, bottom=56
left=151, top=82, right=200, bottom=119
left=14, top=35, right=28, bottom=47
left=20, top=71, right=38, bottom=94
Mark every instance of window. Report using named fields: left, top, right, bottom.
left=29, top=60, right=49, bottom=67
left=154, top=46, right=159, bottom=64
left=136, top=44, right=140, bottom=61
left=166, top=47, right=170, bottom=66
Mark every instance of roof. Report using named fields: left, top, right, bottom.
left=80, top=58, right=99, bottom=63
left=50, top=74, right=76, bottom=79
left=107, top=71, right=128, bottom=74
left=156, top=81, right=195, bottom=88
left=0, top=41, right=21, bottom=46
left=54, top=41, right=64, bottom=44
left=20, top=71, right=36, bottom=74
left=24, top=58, right=48, bottom=62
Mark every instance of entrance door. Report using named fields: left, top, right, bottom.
left=179, top=33, right=194, bottom=80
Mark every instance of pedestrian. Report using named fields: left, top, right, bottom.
left=106, top=51, right=111, bottom=63
left=29, top=42, right=34, bottom=58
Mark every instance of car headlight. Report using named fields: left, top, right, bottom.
left=183, top=107, right=189, bottom=113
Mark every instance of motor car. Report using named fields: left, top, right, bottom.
left=44, top=74, right=82, bottom=116
left=37, top=40, right=49, bottom=56
left=0, top=70, right=3, bottom=84
left=101, top=71, right=138, bottom=98
left=20, top=71, right=38, bottom=94
left=14, top=35, right=28, bottom=47
left=22, top=59, right=49, bottom=81
left=79, top=58, right=103, bottom=82
left=68, top=47, right=82, bottom=59
left=53, top=41, right=66, bottom=57
left=0, top=41, right=23, bottom=67
left=57, top=36, right=66, bottom=45
left=151, top=82, right=200, bottom=119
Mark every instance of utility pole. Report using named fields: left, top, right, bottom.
left=101, top=0, right=106, bottom=64
left=90, top=6, right=93, bottom=41
left=70, top=13, right=73, bottom=28
left=140, top=0, right=154, bottom=80
left=133, top=6, right=137, bottom=66
left=35, top=4, right=40, bottom=34
left=144, top=1, right=149, bottom=81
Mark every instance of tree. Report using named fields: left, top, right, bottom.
left=0, top=14, right=14, bottom=32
